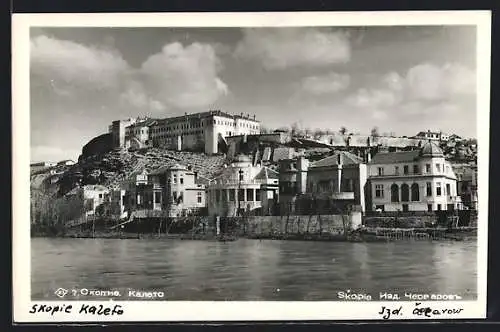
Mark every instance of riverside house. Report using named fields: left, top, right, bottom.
left=207, top=154, right=279, bottom=217
left=367, top=141, right=462, bottom=212
left=122, top=164, right=207, bottom=217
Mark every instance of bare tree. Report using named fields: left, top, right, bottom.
left=290, top=122, right=300, bottom=136
left=371, top=127, right=380, bottom=137
left=339, top=126, right=347, bottom=135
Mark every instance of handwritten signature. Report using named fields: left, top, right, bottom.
left=379, top=303, right=464, bottom=320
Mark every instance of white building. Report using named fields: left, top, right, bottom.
left=66, top=184, right=110, bottom=218
left=207, top=154, right=279, bottom=216
left=415, top=130, right=450, bottom=141
left=368, top=141, right=462, bottom=212
left=124, top=118, right=157, bottom=149
left=109, top=117, right=148, bottom=148
left=56, top=160, right=75, bottom=167
left=111, top=110, right=260, bottom=154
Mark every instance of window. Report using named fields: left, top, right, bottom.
left=155, top=193, right=161, bottom=203
left=378, top=167, right=384, bottom=176
left=446, top=183, right=451, bottom=196
left=395, top=166, right=399, bottom=175
left=411, top=183, right=420, bottom=201
left=173, top=175, right=177, bottom=184
left=391, top=184, right=399, bottom=202
left=99, top=194, right=103, bottom=198
left=436, top=182, right=442, bottom=196
left=247, top=188, right=254, bottom=201
left=215, top=189, right=220, bottom=203
left=413, top=165, right=419, bottom=174
left=173, top=192, right=178, bottom=201
left=179, top=192, right=184, bottom=203
left=426, top=182, right=432, bottom=196
left=238, top=189, right=245, bottom=201
left=437, top=204, right=442, bottom=211
left=229, top=190, right=235, bottom=201
left=401, top=184, right=410, bottom=202
left=426, top=164, right=431, bottom=173
left=402, top=204, right=409, bottom=212
left=436, top=164, right=441, bottom=173
left=375, top=184, right=384, bottom=198
left=197, top=192, right=202, bottom=203
left=427, top=204, right=433, bottom=212
left=403, top=165, right=409, bottom=175
left=180, top=178, right=184, bottom=184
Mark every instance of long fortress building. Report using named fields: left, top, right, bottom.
left=109, top=110, right=261, bottom=154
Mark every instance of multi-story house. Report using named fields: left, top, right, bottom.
left=304, top=151, right=368, bottom=213
left=367, top=141, right=462, bottom=212
left=278, top=157, right=309, bottom=214
left=149, top=164, right=208, bottom=217
left=66, top=184, right=110, bottom=218
left=123, top=165, right=207, bottom=217
left=207, top=154, right=279, bottom=216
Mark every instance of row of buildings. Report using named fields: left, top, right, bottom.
left=70, top=140, right=477, bottom=223
left=109, top=110, right=261, bottom=155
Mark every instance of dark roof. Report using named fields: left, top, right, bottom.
left=254, top=167, right=279, bottom=180
left=369, top=150, right=421, bottom=164
left=310, top=151, right=363, bottom=168
left=421, top=141, right=444, bottom=157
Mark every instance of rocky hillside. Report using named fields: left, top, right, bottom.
left=53, top=148, right=228, bottom=196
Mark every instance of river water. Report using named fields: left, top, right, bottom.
left=31, top=238, right=477, bottom=301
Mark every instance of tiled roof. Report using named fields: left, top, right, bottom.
left=310, top=151, right=363, bottom=168
left=369, top=150, right=421, bottom=164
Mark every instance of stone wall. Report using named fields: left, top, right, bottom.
left=363, top=216, right=435, bottom=228
left=243, top=214, right=354, bottom=236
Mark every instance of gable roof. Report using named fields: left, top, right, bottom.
left=254, top=167, right=279, bottom=180
left=369, top=150, right=421, bottom=164
left=310, top=151, right=363, bottom=168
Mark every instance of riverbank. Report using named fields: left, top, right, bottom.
left=35, top=226, right=477, bottom=242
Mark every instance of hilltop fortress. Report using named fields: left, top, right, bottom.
left=108, top=110, right=260, bottom=155
left=81, top=109, right=474, bottom=164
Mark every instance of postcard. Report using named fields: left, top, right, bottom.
left=12, top=10, right=490, bottom=322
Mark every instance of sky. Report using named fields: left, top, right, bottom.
left=30, top=25, right=477, bottom=162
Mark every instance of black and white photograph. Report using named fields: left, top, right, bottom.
left=13, top=11, right=490, bottom=321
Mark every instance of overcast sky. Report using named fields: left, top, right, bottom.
left=30, top=26, right=477, bottom=162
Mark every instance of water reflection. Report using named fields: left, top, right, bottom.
left=31, top=238, right=477, bottom=301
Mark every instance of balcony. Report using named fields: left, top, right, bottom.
left=331, top=192, right=355, bottom=200
left=303, top=191, right=355, bottom=200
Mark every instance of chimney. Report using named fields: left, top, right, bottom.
left=194, top=171, right=198, bottom=182
left=240, top=112, right=243, bottom=117
left=253, top=114, right=256, bottom=120
left=367, top=150, right=372, bottom=163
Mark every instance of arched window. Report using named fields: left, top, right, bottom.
left=411, top=183, right=420, bottom=201
left=391, top=184, right=399, bottom=202
left=401, top=184, right=410, bottom=202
